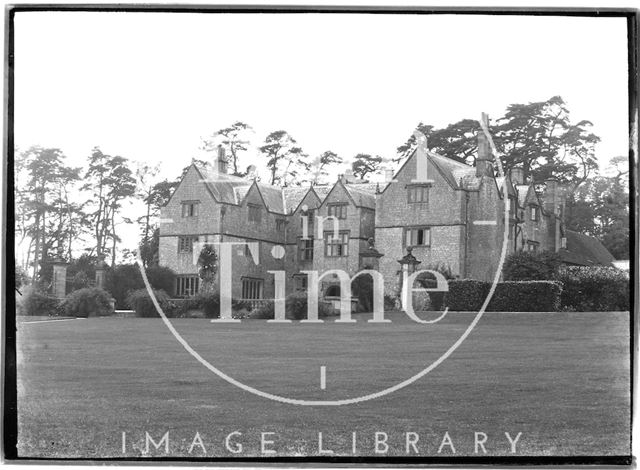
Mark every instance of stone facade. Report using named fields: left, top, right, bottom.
left=159, top=138, right=567, bottom=301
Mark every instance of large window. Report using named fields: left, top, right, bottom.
left=405, top=227, right=431, bottom=247
left=248, top=204, right=262, bottom=223
left=241, top=278, right=263, bottom=300
left=301, top=209, right=315, bottom=234
left=299, top=238, right=314, bottom=261
left=181, top=201, right=199, bottom=217
left=276, top=219, right=287, bottom=232
left=176, top=276, right=200, bottom=297
left=178, top=236, right=198, bottom=253
left=327, top=203, right=347, bottom=219
left=407, top=185, right=430, bottom=204
left=325, top=231, right=349, bottom=257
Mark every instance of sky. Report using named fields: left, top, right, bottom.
left=12, top=11, right=630, bottom=257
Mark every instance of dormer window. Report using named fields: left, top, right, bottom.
left=181, top=201, right=199, bottom=217
left=248, top=204, right=262, bottom=223
left=407, top=184, right=430, bottom=204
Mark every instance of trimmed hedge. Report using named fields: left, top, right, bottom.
left=444, top=280, right=487, bottom=311
left=63, top=287, right=113, bottom=318
left=503, top=250, right=561, bottom=281
left=558, top=266, right=630, bottom=311
left=444, top=279, right=562, bottom=312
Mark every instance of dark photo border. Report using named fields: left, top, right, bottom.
left=3, top=4, right=637, bottom=466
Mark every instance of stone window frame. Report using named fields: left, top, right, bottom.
left=181, top=200, right=200, bottom=218
left=530, top=204, right=539, bottom=221
left=241, top=277, right=264, bottom=300
left=248, top=203, right=262, bottom=223
left=404, top=226, right=431, bottom=248
left=293, top=273, right=308, bottom=292
left=276, top=218, right=287, bottom=232
left=327, top=203, right=348, bottom=220
left=176, top=275, right=200, bottom=297
left=178, top=235, right=198, bottom=254
left=527, top=240, right=540, bottom=252
left=298, top=237, right=314, bottom=261
left=324, top=230, right=349, bottom=257
left=406, top=183, right=431, bottom=204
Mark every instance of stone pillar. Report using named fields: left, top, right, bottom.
left=95, top=256, right=106, bottom=289
left=51, top=260, right=68, bottom=299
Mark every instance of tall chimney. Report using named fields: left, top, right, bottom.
left=510, top=167, right=525, bottom=185
left=476, top=129, right=491, bottom=177
left=216, top=145, right=228, bottom=174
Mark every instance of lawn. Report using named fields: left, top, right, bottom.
left=15, top=311, right=630, bottom=459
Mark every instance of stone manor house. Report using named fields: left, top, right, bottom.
left=159, top=133, right=614, bottom=304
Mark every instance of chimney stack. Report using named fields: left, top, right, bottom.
left=476, top=129, right=491, bottom=177
left=216, top=145, right=228, bottom=174
left=510, top=167, right=525, bottom=185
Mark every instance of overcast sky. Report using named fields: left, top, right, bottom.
left=13, top=11, right=630, bottom=256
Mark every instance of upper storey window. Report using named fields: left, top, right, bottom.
left=407, top=184, right=430, bottom=204
left=530, top=205, right=539, bottom=221
left=182, top=201, right=199, bottom=217
left=248, top=204, right=262, bottom=223
left=327, top=203, right=348, bottom=220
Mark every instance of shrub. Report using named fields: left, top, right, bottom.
left=557, top=266, right=630, bottom=311
left=63, top=287, right=113, bottom=318
left=352, top=273, right=374, bottom=312
left=250, top=301, right=275, bottom=319
left=503, top=250, right=561, bottom=281
left=19, top=286, right=60, bottom=316
left=285, top=291, right=334, bottom=320
left=249, top=294, right=334, bottom=320
left=416, top=263, right=456, bottom=311
left=191, top=290, right=221, bottom=319
left=384, top=294, right=399, bottom=311
left=146, top=266, right=177, bottom=295
left=126, top=289, right=176, bottom=318
left=444, top=279, right=488, bottom=311
left=106, top=264, right=145, bottom=309
left=486, top=281, right=562, bottom=312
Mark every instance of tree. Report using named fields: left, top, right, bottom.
left=202, top=121, right=253, bottom=176
left=565, top=157, right=629, bottom=259
left=396, top=97, right=600, bottom=194
left=311, top=150, right=343, bottom=184
left=197, top=244, right=218, bottom=292
left=83, top=148, right=136, bottom=267
left=352, top=154, right=382, bottom=181
left=17, top=146, right=84, bottom=282
left=259, top=130, right=310, bottom=186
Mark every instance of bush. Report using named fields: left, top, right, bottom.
left=486, top=281, right=562, bottom=312
left=19, top=287, right=60, bottom=316
left=191, top=290, right=220, bottom=319
left=146, top=266, right=177, bottom=295
left=557, top=266, right=630, bottom=311
left=106, top=264, right=177, bottom=309
left=503, top=250, right=561, bottom=281
left=63, top=287, right=113, bottom=318
left=384, top=294, right=399, bottom=311
left=126, top=289, right=176, bottom=318
left=249, top=293, right=334, bottom=320
left=444, top=279, right=488, bottom=311
left=444, top=279, right=562, bottom=312
left=416, top=263, right=456, bottom=311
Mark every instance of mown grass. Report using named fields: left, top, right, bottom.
left=16, top=311, right=630, bottom=459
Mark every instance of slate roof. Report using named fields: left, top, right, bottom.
left=343, top=183, right=377, bottom=209
left=282, top=186, right=312, bottom=213
left=197, top=166, right=248, bottom=204
left=558, top=230, right=615, bottom=267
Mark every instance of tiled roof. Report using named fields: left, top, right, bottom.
left=428, top=152, right=473, bottom=189
left=282, top=186, right=312, bottom=213
left=197, top=166, right=248, bottom=204
left=344, top=183, right=377, bottom=209
left=558, top=230, right=615, bottom=267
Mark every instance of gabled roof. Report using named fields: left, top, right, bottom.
left=197, top=165, right=248, bottom=204
left=233, top=180, right=286, bottom=214
left=344, top=183, right=377, bottom=209
left=558, top=230, right=615, bottom=267
left=283, top=186, right=313, bottom=214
